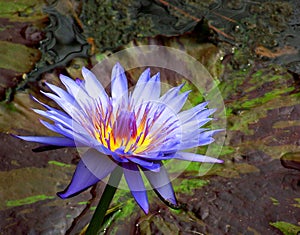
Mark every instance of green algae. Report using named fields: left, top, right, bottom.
left=270, top=197, right=279, bottom=206
left=77, top=201, right=90, bottom=205
left=6, top=194, right=55, bottom=207
left=270, top=221, right=300, bottom=235
left=224, top=65, right=296, bottom=135
left=292, top=198, right=300, bottom=208
left=48, top=160, right=72, bottom=168
left=173, top=178, right=210, bottom=195
left=239, top=87, right=295, bottom=109
left=220, top=64, right=294, bottom=113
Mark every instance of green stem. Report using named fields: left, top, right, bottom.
left=85, top=167, right=123, bottom=235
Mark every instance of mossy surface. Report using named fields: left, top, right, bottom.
left=270, top=221, right=300, bottom=235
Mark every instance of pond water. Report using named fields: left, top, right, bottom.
left=0, top=0, right=299, bottom=234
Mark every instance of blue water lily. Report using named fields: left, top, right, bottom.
left=17, top=63, right=223, bottom=213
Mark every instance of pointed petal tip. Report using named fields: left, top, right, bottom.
left=56, top=191, right=67, bottom=199
left=13, top=134, right=29, bottom=141
left=29, top=94, right=38, bottom=102
left=44, top=82, right=53, bottom=90
left=144, top=67, right=151, bottom=74
left=11, top=133, right=19, bottom=139
left=81, top=66, right=96, bottom=79
left=168, top=197, right=177, bottom=205
left=81, top=66, right=90, bottom=77
left=143, top=205, right=149, bottom=214
left=184, top=90, right=192, bottom=96
left=59, top=74, right=69, bottom=80
left=56, top=190, right=80, bottom=199
left=113, top=62, right=124, bottom=71
left=134, top=191, right=149, bottom=214
left=211, top=129, right=225, bottom=136
left=175, top=152, right=224, bottom=164
left=151, top=72, right=160, bottom=80
left=81, top=66, right=88, bottom=72
left=179, top=83, right=185, bottom=90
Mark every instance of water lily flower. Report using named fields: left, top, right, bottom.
left=17, top=63, right=223, bottom=214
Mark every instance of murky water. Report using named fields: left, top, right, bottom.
left=0, top=0, right=300, bottom=234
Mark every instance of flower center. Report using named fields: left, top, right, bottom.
left=92, top=103, right=154, bottom=154
left=87, top=100, right=179, bottom=155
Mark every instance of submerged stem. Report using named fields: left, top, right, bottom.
left=85, top=167, right=123, bottom=235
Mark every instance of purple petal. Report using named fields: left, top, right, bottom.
left=31, top=95, right=62, bottom=113
left=137, top=152, right=175, bottom=161
left=202, top=129, right=224, bottom=137
left=110, top=151, right=129, bottom=163
left=57, top=161, right=99, bottom=199
left=38, top=121, right=89, bottom=147
left=179, top=129, right=224, bottom=149
left=165, top=91, right=191, bottom=114
left=111, top=63, right=128, bottom=107
left=58, top=148, right=116, bottom=198
left=180, top=109, right=215, bottom=128
left=135, top=72, right=160, bottom=103
left=129, top=157, right=160, bottom=172
left=59, top=74, right=81, bottom=97
left=181, top=127, right=209, bottom=142
left=75, top=78, right=83, bottom=85
left=123, top=162, right=149, bottom=213
left=45, top=83, right=75, bottom=103
left=41, top=92, right=80, bottom=119
left=178, top=101, right=209, bottom=123
left=143, top=165, right=177, bottom=205
left=31, top=97, right=78, bottom=127
left=159, top=84, right=184, bottom=104
left=39, top=120, right=72, bottom=138
left=82, top=67, right=108, bottom=102
left=16, top=136, right=75, bottom=146
left=131, top=68, right=150, bottom=106
left=41, top=82, right=79, bottom=111
left=60, top=75, right=92, bottom=108
left=81, top=148, right=117, bottom=180
left=178, top=137, right=215, bottom=149
left=33, top=109, right=84, bottom=133
left=184, top=113, right=215, bottom=131
left=37, top=118, right=94, bottom=147
left=174, top=152, right=223, bottom=163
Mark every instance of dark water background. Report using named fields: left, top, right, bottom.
left=0, top=0, right=300, bottom=234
